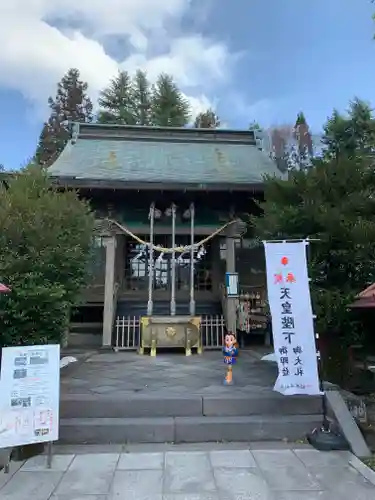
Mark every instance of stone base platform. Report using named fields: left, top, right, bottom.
left=59, top=350, right=323, bottom=444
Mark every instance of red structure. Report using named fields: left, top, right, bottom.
left=350, top=283, right=375, bottom=309
left=0, top=283, right=10, bottom=293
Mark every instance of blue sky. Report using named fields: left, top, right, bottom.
left=1, top=0, right=374, bottom=170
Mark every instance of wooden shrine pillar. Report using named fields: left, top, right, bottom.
left=226, top=226, right=237, bottom=333
left=102, top=235, right=117, bottom=347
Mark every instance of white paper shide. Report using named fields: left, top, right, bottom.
left=0, top=344, right=60, bottom=448
left=264, top=242, right=320, bottom=396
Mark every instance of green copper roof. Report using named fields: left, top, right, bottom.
left=49, top=123, right=283, bottom=186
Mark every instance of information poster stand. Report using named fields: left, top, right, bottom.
left=0, top=344, right=60, bottom=472
left=225, top=272, right=239, bottom=298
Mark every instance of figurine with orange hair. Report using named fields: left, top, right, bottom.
left=223, top=332, right=238, bottom=385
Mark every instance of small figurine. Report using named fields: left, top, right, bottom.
left=223, top=332, right=238, bottom=385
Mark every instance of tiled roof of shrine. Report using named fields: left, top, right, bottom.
left=48, top=123, right=284, bottom=189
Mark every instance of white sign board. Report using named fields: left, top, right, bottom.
left=0, top=344, right=60, bottom=448
left=225, top=272, right=239, bottom=297
left=263, top=241, right=320, bottom=396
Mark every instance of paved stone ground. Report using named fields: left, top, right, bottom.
left=1, top=445, right=375, bottom=499
left=61, top=350, right=278, bottom=397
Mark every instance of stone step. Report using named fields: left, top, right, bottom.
left=60, top=394, right=322, bottom=419
left=58, top=415, right=321, bottom=444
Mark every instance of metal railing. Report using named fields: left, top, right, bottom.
left=201, top=315, right=226, bottom=350
left=113, top=314, right=225, bottom=351
left=113, top=316, right=140, bottom=351
left=111, top=282, right=119, bottom=333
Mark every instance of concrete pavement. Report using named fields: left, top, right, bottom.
left=1, top=444, right=375, bottom=499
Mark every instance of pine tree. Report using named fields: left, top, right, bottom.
left=249, top=121, right=262, bottom=131
left=194, top=109, right=220, bottom=128
left=97, top=71, right=191, bottom=128
left=268, top=116, right=314, bottom=172
left=97, top=71, right=135, bottom=125
left=284, top=112, right=314, bottom=171
left=294, top=112, right=313, bottom=158
left=35, top=121, right=59, bottom=166
left=130, top=70, right=152, bottom=125
left=150, top=74, right=191, bottom=127
left=323, top=98, right=375, bottom=159
left=252, top=149, right=375, bottom=384
left=35, top=68, right=93, bottom=166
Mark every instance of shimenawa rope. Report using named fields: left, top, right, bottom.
left=106, top=218, right=240, bottom=254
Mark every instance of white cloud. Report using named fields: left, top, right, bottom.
left=0, top=0, right=231, bottom=120
left=186, top=95, right=215, bottom=119
left=123, top=36, right=228, bottom=88
left=229, top=95, right=274, bottom=127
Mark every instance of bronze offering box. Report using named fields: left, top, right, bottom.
left=139, top=315, right=202, bottom=356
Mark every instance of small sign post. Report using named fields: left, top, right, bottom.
left=0, top=344, right=60, bottom=472
left=0, top=282, right=11, bottom=473
left=225, top=272, right=239, bottom=298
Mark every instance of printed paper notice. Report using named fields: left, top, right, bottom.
left=0, top=344, right=60, bottom=448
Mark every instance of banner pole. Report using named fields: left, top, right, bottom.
left=317, top=345, right=330, bottom=432
left=303, top=238, right=348, bottom=450
left=303, top=239, right=330, bottom=432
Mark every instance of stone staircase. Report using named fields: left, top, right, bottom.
left=58, top=351, right=323, bottom=444
left=59, top=393, right=322, bottom=444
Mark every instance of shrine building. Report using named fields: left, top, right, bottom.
left=47, top=122, right=284, bottom=352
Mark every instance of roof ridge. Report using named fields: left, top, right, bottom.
left=70, top=121, right=255, bottom=134
left=70, top=122, right=257, bottom=145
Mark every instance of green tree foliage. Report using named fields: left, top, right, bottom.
left=253, top=156, right=375, bottom=381
left=150, top=73, right=191, bottom=127
left=130, top=70, right=152, bottom=125
left=194, top=109, right=220, bottom=128
left=252, top=103, right=375, bottom=383
left=295, top=112, right=306, bottom=126
left=249, top=121, right=262, bottom=131
left=97, top=71, right=191, bottom=127
left=35, top=68, right=93, bottom=166
left=34, top=121, right=59, bottom=167
left=97, top=71, right=135, bottom=125
left=289, top=112, right=314, bottom=170
left=322, top=98, right=375, bottom=159
left=0, top=165, right=95, bottom=347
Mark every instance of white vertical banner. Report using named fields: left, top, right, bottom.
left=263, top=241, right=320, bottom=396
